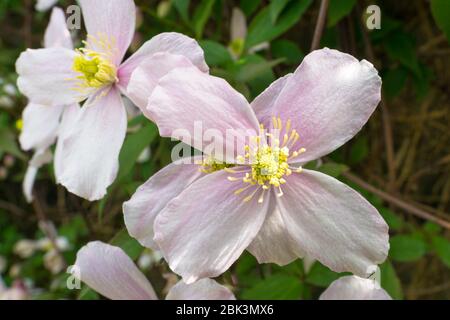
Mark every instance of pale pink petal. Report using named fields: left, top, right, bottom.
left=247, top=194, right=305, bottom=266
left=277, top=169, right=389, bottom=277
left=166, top=279, right=236, bottom=300
left=44, top=7, right=73, bottom=49
left=54, top=104, right=80, bottom=179
left=23, top=149, right=53, bottom=203
left=56, top=89, right=127, bottom=201
left=19, top=102, right=64, bottom=151
left=260, top=48, right=381, bottom=163
left=147, top=67, right=260, bottom=163
left=126, top=52, right=195, bottom=116
left=123, top=157, right=204, bottom=250
left=35, top=0, right=58, bottom=12
left=118, top=32, right=209, bottom=89
left=16, top=48, right=81, bottom=105
left=75, top=241, right=157, bottom=300
left=320, top=275, right=392, bottom=300
left=154, top=169, right=269, bottom=283
left=79, top=0, right=135, bottom=65
left=250, top=74, right=292, bottom=128
left=230, top=8, right=247, bottom=41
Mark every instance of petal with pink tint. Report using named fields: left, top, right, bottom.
left=118, top=32, right=209, bottom=89
left=147, top=67, right=260, bottom=163
left=263, top=48, right=381, bottom=163
left=247, top=196, right=305, bottom=266
left=75, top=241, right=157, bottom=300
left=19, top=103, right=65, bottom=151
left=166, top=279, right=236, bottom=300
left=16, top=48, right=81, bottom=106
left=79, top=0, right=135, bottom=65
left=23, top=149, right=53, bottom=203
left=320, top=275, right=392, bottom=300
left=277, top=169, right=389, bottom=277
left=56, top=89, right=127, bottom=201
left=35, top=0, right=58, bottom=12
left=44, top=8, right=73, bottom=49
left=154, top=169, right=269, bottom=283
left=123, top=157, right=204, bottom=250
left=126, top=52, right=195, bottom=116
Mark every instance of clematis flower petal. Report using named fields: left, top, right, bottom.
left=126, top=52, right=195, bottom=116
left=123, top=157, right=204, bottom=250
left=78, top=0, right=135, bottom=65
left=54, top=104, right=80, bottom=179
left=147, top=67, right=260, bottom=163
left=19, top=103, right=65, bottom=151
left=247, top=197, right=305, bottom=266
left=44, top=7, right=73, bottom=49
left=56, top=89, right=127, bottom=201
left=118, top=32, right=209, bottom=89
left=259, top=48, right=381, bottom=163
left=75, top=241, right=157, bottom=300
left=320, top=275, right=392, bottom=300
left=23, top=149, right=53, bottom=203
left=277, top=169, right=389, bottom=277
left=166, top=279, right=236, bottom=300
left=154, top=169, right=269, bottom=283
left=16, top=48, right=81, bottom=106
left=35, top=0, right=58, bottom=12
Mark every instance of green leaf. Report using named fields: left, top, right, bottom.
left=383, top=67, right=408, bottom=98
left=430, top=0, right=450, bottom=43
left=240, top=0, right=261, bottom=16
left=327, top=0, right=356, bottom=27
left=349, top=135, right=369, bottom=165
left=0, top=127, right=26, bottom=160
left=199, top=40, right=232, bottom=66
left=380, top=260, right=403, bottom=299
left=109, top=229, right=143, bottom=260
left=305, top=262, right=342, bottom=287
left=269, top=0, right=291, bottom=24
left=390, top=235, right=427, bottom=262
left=172, top=0, right=190, bottom=23
left=193, top=0, right=215, bottom=38
left=234, top=56, right=283, bottom=83
left=316, top=163, right=348, bottom=178
left=117, top=122, right=157, bottom=181
left=271, top=39, right=304, bottom=65
left=431, top=236, right=450, bottom=268
left=385, top=32, right=421, bottom=76
left=378, top=207, right=404, bottom=231
left=241, top=274, right=303, bottom=300
left=246, top=0, right=312, bottom=48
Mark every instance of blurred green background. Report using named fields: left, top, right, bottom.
left=0, top=0, right=449, bottom=300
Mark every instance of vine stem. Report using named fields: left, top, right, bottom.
left=310, top=0, right=329, bottom=51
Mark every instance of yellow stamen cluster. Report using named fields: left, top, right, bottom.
left=230, top=117, right=306, bottom=203
left=198, top=156, right=234, bottom=174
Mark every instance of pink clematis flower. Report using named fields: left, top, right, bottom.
left=320, top=275, right=392, bottom=300
left=19, top=7, right=80, bottom=203
left=16, top=0, right=208, bottom=201
left=75, top=241, right=235, bottom=300
left=124, top=48, right=389, bottom=283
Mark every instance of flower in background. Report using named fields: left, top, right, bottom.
left=124, top=48, right=389, bottom=284
left=320, top=275, right=392, bottom=300
left=0, top=278, right=29, bottom=300
left=75, top=241, right=235, bottom=300
left=16, top=0, right=208, bottom=201
left=35, top=0, right=58, bottom=12
left=18, top=7, right=80, bottom=203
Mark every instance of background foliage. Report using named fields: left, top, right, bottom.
left=0, top=0, right=449, bottom=300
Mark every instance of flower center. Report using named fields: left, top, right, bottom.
left=228, top=117, right=306, bottom=203
left=199, top=156, right=234, bottom=174
left=73, top=50, right=117, bottom=89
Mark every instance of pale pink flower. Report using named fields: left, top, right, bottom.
left=16, top=0, right=208, bottom=201
left=75, top=241, right=235, bottom=300
left=124, top=48, right=389, bottom=283
left=18, top=7, right=80, bottom=203
left=320, top=275, right=392, bottom=300
left=35, top=0, right=58, bottom=12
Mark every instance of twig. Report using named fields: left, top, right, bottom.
left=342, top=171, right=450, bottom=230
left=310, top=0, right=329, bottom=51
